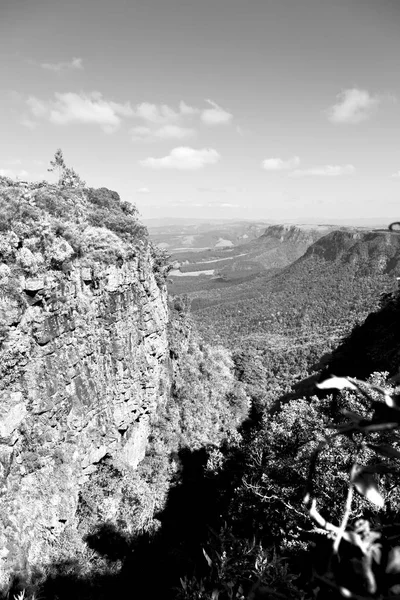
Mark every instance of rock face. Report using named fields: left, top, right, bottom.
left=260, top=224, right=332, bottom=246
left=304, top=229, right=400, bottom=273
left=0, top=249, right=169, bottom=586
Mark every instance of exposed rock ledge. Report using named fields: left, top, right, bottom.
left=0, top=249, right=169, bottom=586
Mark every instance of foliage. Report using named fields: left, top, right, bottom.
left=298, top=374, right=400, bottom=598
left=69, top=311, right=250, bottom=597
left=160, top=320, right=250, bottom=451
left=0, top=179, right=146, bottom=280
left=85, top=187, right=146, bottom=242
left=176, top=527, right=304, bottom=600
left=151, top=243, right=172, bottom=288
left=193, top=257, right=396, bottom=345
left=327, top=291, right=400, bottom=379
left=48, top=149, right=86, bottom=188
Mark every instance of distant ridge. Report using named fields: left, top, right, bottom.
left=190, top=228, right=400, bottom=343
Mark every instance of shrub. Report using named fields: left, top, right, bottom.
left=151, top=244, right=172, bottom=288
left=86, top=188, right=145, bottom=242
left=0, top=178, right=145, bottom=273
left=80, top=226, right=127, bottom=264
left=48, top=149, right=85, bottom=188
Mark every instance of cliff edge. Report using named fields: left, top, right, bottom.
left=0, top=179, right=170, bottom=586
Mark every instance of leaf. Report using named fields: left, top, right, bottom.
left=316, top=376, right=358, bottom=391
left=367, top=443, right=400, bottom=460
left=351, top=468, right=384, bottom=508
left=202, top=547, right=213, bottom=568
left=370, top=543, right=382, bottom=565
left=382, top=392, right=400, bottom=410
left=386, top=546, right=400, bottom=574
left=179, top=578, right=187, bottom=591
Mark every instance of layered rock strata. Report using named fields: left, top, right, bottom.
left=0, top=250, right=169, bottom=586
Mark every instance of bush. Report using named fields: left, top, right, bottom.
left=0, top=179, right=146, bottom=276
left=86, top=188, right=145, bottom=242
left=80, top=226, right=127, bottom=264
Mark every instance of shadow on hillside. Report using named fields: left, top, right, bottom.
left=270, top=292, right=400, bottom=415
left=323, top=292, right=400, bottom=379
left=3, top=447, right=245, bottom=600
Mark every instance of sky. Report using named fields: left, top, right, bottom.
left=1, top=0, right=400, bottom=222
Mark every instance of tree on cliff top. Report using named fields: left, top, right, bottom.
left=48, top=149, right=86, bottom=188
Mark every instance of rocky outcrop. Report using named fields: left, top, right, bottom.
left=304, top=229, right=400, bottom=273
left=0, top=249, right=169, bottom=587
left=260, top=224, right=332, bottom=246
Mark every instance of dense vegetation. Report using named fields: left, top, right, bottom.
left=11, top=286, right=400, bottom=600
left=193, top=256, right=396, bottom=342
left=167, top=225, right=332, bottom=296
left=0, top=177, right=148, bottom=278
left=4, top=172, right=400, bottom=599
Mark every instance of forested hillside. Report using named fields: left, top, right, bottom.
left=168, top=224, right=334, bottom=297
left=191, top=229, right=400, bottom=342
left=164, top=230, right=400, bottom=600
left=0, top=177, right=250, bottom=599
left=3, top=173, right=400, bottom=600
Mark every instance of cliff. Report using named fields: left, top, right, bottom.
left=304, top=229, right=400, bottom=273
left=0, top=179, right=170, bottom=587
left=259, top=224, right=333, bottom=245
left=241, top=224, right=333, bottom=269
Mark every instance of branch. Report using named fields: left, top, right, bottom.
left=243, top=482, right=307, bottom=519
left=333, top=481, right=354, bottom=554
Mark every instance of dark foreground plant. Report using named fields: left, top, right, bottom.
left=302, top=375, right=400, bottom=599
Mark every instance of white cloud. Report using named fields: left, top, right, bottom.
left=20, top=116, right=38, bottom=130
left=2, top=159, right=22, bottom=166
left=201, top=99, right=232, bottom=125
left=26, top=92, right=133, bottom=133
left=197, top=186, right=246, bottom=193
left=179, top=101, right=199, bottom=116
left=155, top=125, right=195, bottom=140
left=40, top=57, right=84, bottom=72
left=391, top=171, right=400, bottom=178
left=0, top=168, right=29, bottom=179
left=136, top=187, right=150, bottom=193
left=133, top=102, right=182, bottom=123
left=133, top=101, right=204, bottom=124
left=131, top=124, right=195, bottom=141
left=262, top=156, right=300, bottom=171
left=130, top=99, right=232, bottom=139
left=291, top=164, right=355, bottom=177
left=236, top=125, right=247, bottom=135
left=139, top=147, right=220, bottom=170
left=26, top=96, right=48, bottom=118
left=327, top=88, right=380, bottom=124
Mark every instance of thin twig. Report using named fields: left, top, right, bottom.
left=333, top=481, right=354, bottom=554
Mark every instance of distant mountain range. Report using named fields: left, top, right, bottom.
left=166, top=223, right=346, bottom=297
left=186, top=228, right=400, bottom=344
left=145, top=219, right=400, bottom=349
left=146, top=219, right=269, bottom=252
